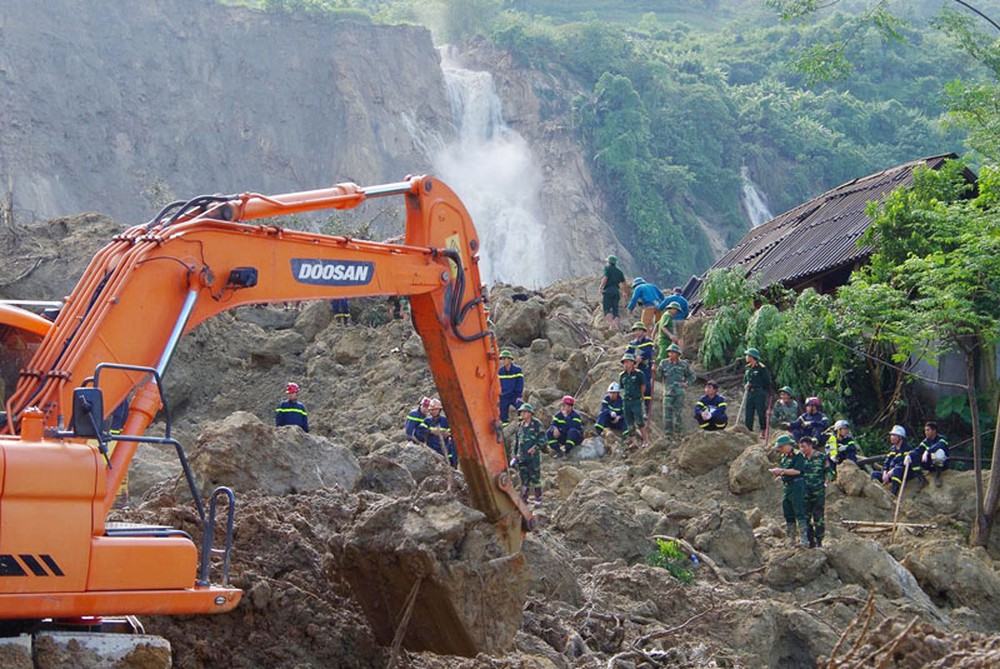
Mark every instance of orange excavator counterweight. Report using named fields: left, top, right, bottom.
left=0, top=176, right=533, bottom=655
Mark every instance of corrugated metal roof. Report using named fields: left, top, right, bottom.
left=703, top=154, right=961, bottom=292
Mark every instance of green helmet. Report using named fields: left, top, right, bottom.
left=631, top=321, right=647, bottom=331
left=745, top=347, right=761, bottom=360
left=518, top=403, right=534, bottom=414
left=621, top=352, right=636, bottom=362
left=666, top=343, right=681, bottom=354
left=499, top=350, right=513, bottom=359
left=778, top=386, right=794, bottom=396
left=775, top=434, right=795, bottom=448
left=607, top=255, right=617, bottom=265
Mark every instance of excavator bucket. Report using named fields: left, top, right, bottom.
left=337, top=492, right=528, bottom=656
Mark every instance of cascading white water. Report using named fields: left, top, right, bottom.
left=740, top=165, right=774, bottom=228
left=433, top=50, right=548, bottom=288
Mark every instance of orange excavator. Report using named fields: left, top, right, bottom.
left=0, top=176, right=534, bottom=655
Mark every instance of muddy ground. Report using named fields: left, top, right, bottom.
left=4, top=216, right=1000, bottom=668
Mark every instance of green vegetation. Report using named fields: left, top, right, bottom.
left=646, top=539, right=696, bottom=584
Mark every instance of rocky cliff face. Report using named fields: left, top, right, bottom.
left=0, top=0, right=450, bottom=226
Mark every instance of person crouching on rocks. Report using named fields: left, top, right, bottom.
left=694, top=380, right=728, bottom=431
left=546, top=396, right=583, bottom=457
left=595, top=382, right=628, bottom=441
left=511, top=404, right=545, bottom=507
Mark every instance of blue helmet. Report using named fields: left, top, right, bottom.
left=631, top=277, right=646, bottom=288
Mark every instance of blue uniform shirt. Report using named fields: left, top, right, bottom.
left=405, top=408, right=429, bottom=443
left=276, top=400, right=309, bottom=432
left=498, top=363, right=524, bottom=398
left=627, top=283, right=665, bottom=312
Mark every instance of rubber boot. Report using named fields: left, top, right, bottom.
left=534, top=487, right=543, bottom=508
left=786, top=523, right=797, bottom=547
left=934, top=469, right=943, bottom=487
left=800, top=526, right=810, bottom=548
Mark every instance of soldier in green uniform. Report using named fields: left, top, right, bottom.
left=657, top=343, right=697, bottom=439
left=619, top=352, right=648, bottom=448
left=511, top=404, right=546, bottom=507
left=769, top=434, right=808, bottom=547
left=770, top=386, right=800, bottom=432
left=743, top=348, right=772, bottom=438
left=799, top=436, right=828, bottom=548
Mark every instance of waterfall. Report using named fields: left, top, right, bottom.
left=740, top=165, right=774, bottom=229
left=432, top=49, right=548, bottom=288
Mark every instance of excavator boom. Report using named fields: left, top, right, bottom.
left=0, top=176, right=531, bottom=655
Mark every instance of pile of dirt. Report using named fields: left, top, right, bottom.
left=7, top=216, right=1000, bottom=668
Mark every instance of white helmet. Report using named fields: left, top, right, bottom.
left=834, top=420, right=850, bottom=430
left=429, top=398, right=443, bottom=410
left=607, top=382, right=622, bottom=393
left=931, top=449, right=947, bottom=464
left=889, top=425, right=906, bottom=438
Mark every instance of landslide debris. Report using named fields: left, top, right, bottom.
left=6, top=216, right=1000, bottom=668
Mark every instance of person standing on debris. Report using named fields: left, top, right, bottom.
left=619, top=353, right=648, bottom=448
left=330, top=298, right=350, bottom=326
left=599, top=255, right=626, bottom=330
left=497, top=350, right=525, bottom=425
left=826, top=419, right=859, bottom=472
left=626, top=278, right=665, bottom=332
left=595, top=382, right=627, bottom=438
left=658, top=343, right=697, bottom=439
left=275, top=382, right=309, bottom=432
left=511, top=404, right=545, bottom=507
left=626, top=322, right=656, bottom=418
left=919, top=421, right=949, bottom=487
left=789, top=397, right=829, bottom=444
left=799, top=436, right=828, bottom=548
left=404, top=396, right=431, bottom=444
left=872, top=425, right=925, bottom=494
left=770, top=387, right=800, bottom=432
left=742, top=348, right=772, bottom=438
left=694, top=380, right=728, bottom=431
left=546, top=396, right=584, bottom=457
left=770, top=434, right=809, bottom=548
left=424, top=398, right=458, bottom=468
left=655, top=301, right=684, bottom=362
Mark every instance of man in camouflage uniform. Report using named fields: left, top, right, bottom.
left=743, top=348, right=772, bottom=438
left=511, top=404, right=545, bottom=507
left=619, top=352, right=648, bottom=448
left=657, top=343, right=696, bottom=439
left=769, top=434, right=808, bottom=548
left=799, top=436, right=827, bottom=548
left=770, top=386, right=800, bottom=431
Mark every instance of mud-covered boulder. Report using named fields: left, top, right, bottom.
left=522, top=533, right=583, bottom=605
left=234, top=304, right=300, bottom=330
left=826, top=534, right=941, bottom=618
left=495, top=297, right=546, bottom=347
left=835, top=460, right=894, bottom=510
left=903, top=541, right=1000, bottom=629
left=555, top=350, right=589, bottom=392
left=764, top=547, right=829, bottom=588
left=555, top=465, right=586, bottom=499
left=676, top=430, right=749, bottom=473
left=685, top=506, right=760, bottom=569
left=189, top=411, right=361, bottom=495
left=728, top=443, right=772, bottom=494
left=357, top=453, right=417, bottom=495
left=554, top=485, right=647, bottom=562
left=293, top=300, right=334, bottom=341
left=330, top=327, right=368, bottom=364
left=727, top=600, right=839, bottom=668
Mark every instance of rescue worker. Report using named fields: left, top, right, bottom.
left=424, top=398, right=458, bottom=468
left=872, top=425, right=925, bottom=494
left=619, top=352, right=648, bottom=448
left=800, top=436, right=828, bottom=548
left=546, top=396, right=583, bottom=457
left=742, top=348, right=772, bottom=437
left=789, top=397, right=829, bottom=444
left=657, top=287, right=689, bottom=319
left=497, top=350, right=524, bottom=425
left=330, top=298, right=350, bottom=326
left=770, top=386, right=800, bottom=431
left=770, top=434, right=809, bottom=548
left=626, top=322, right=655, bottom=418
left=510, top=403, right=545, bottom=507
left=275, top=381, right=309, bottom=432
left=404, top=396, right=431, bottom=444
left=594, top=382, right=627, bottom=437
left=655, top=301, right=684, bottom=363
left=919, top=421, right=949, bottom=487
left=599, top=255, right=626, bottom=330
left=626, top=277, right=665, bottom=332
left=826, top=419, right=859, bottom=469
left=658, top=343, right=696, bottom=438
left=694, top=380, right=728, bottom=431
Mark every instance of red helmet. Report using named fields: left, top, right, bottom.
left=805, top=396, right=821, bottom=408
left=286, top=382, right=300, bottom=394
left=561, top=395, right=575, bottom=406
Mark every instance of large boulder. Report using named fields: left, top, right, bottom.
left=903, top=541, right=1000, bottom=629
left=494, top=297, right=546, bottom=347
left=521, top=533, right=583, bottom=605
left=553, top=484, right=647, bottom=562
left=728, top=443, right=772, bottom=494
left=726, top=600, right=839, bottom=668
left=676, top=430, right=750, bottom=474
left=835, top=460, right=894, bottom=510
left=685, top=506, right=760, bottom=569
left=189, top=411, right=361, bottom=495
left=764, top=547, right=829, bottom=589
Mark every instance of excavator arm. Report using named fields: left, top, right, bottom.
left=0, top=176, right=532, bottom=653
